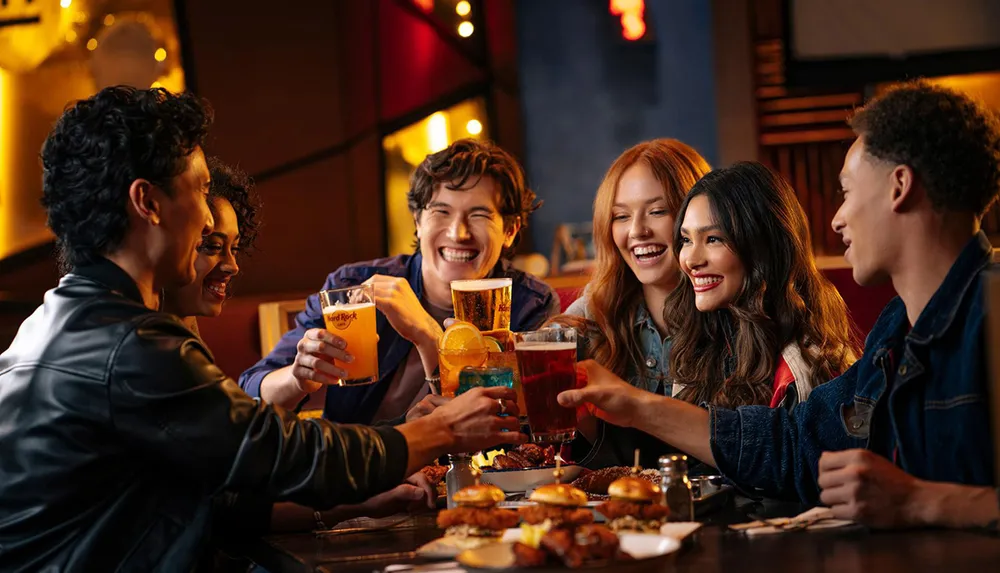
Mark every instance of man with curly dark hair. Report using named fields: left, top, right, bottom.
left=240, top=138, right=559, bottom=425
left=0, top=88, right=525, bottom=572
left=40, top=84, right=214, bottom=278
left=559, top=81, right=1000, bottom=530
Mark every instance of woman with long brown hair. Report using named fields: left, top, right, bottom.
left=560, top=139, right=710, bottom=467
left=666, top=161, right=858, bottom=408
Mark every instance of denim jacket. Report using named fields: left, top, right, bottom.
left=710, top=232, right=996, bottom=502
left=565, top=293, right=672, bottom=394
left=239, top=253, right=559, bottom=424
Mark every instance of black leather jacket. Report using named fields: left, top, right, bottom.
left=0, top=259, right=410, bottom=572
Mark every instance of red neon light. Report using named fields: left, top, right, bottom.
left=610, top=0, right=646, bottom=41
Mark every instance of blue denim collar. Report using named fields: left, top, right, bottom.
left=635, top=300, right=655, bottom=329
left=908, top=231, right=992, bottom=346
left=406, top=252, right=425, bottom=301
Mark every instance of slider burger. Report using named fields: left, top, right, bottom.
left=436, top=484, right=519, bottom=549
left=519, top=483, right=594, bottom=544
left=515, top=483, right=625, bottom=568
left=595, top=474, right=670, bottom=533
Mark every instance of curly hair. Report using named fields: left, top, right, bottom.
left=666, top=162, right=858, bottom=408
left=206, top=158, right=261, bottom=253
left=850, top=80, right=1000, bottom=216
left=40, top=86, right=213, bottom=270
left=407, top=138, right=539, bottom=257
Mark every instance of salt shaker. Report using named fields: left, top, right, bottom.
left=659, top=454, right=694, bottom=522
left=445, top=453, right=476, bottom=509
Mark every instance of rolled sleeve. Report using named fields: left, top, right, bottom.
left=709, top=405, right=743, bottom=480
left=708, top=367, right=862, bottom=503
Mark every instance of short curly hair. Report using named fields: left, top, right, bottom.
left=206, top=158, right=261, bottom=253
left=850, top=80, right=1000, bottom=216
left=407, top=138, right=540, bottom=257
left=41, top=86, right=213, bottom=270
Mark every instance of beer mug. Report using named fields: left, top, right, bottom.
left=514, top=327, right=578, bottom=444
left=450, top=278, right=512, bottom=335
left=318, top=284, right=379, bottom=386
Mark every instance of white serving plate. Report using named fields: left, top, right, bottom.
left=480, top=465, right=585, bottom=494
left=455, top=529, right=681, bottom=570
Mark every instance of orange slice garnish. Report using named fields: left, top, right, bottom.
left=439, top=321, right=486, bottom=351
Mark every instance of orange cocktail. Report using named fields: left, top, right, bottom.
left=437, top=321, right=488, bottom=397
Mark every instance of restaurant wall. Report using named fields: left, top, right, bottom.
left=0, top=0, right=522, bottom=353
left=515, top=0, right=724, bottom=261
left=180, top=0, right=522, bottom=297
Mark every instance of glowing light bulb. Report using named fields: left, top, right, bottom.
left=466, top=119, right=483, bottom=135
left=456, top=1, right=471, bottom=16
left=457, top=21, right=474, bottom=38
left=154, top=48, right=167, bottom=62
left=427, top=112, right=449, bottom=153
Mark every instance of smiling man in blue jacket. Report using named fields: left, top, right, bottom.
left=240, top=139, right=558, bottom=424
left=560, top=81, right=1000, bottom=530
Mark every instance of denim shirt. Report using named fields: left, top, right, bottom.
left=239, top=253, right=560, bottom=424
left=565, top=294, right=676, bottom=468
left=710, top=232, right=996, bottom=503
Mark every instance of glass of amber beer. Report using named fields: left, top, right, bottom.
left=514, top=327, right=578, bottom=443
left=450, top=278, right=512, bottom=335
left=318, top=284, right=378, bottom=385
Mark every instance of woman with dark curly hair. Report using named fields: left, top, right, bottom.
left=162, top=158, right=261, bottom=333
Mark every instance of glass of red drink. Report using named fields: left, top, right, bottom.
left=514, top=327, right=578, bottom=443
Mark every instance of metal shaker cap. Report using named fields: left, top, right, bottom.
left=658, top=454, right=689, bottom=474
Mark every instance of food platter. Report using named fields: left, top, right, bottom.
left=481, top=465, right=586, bottom=494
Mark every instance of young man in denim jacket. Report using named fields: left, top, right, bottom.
left=560, top=81, right=1000, bottom=529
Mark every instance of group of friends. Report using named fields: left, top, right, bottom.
left=0, top=78, right=997, bottom=572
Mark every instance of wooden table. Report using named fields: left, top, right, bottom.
left=235, top=498, right=1000, bottom=573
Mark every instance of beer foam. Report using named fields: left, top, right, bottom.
left=322, top=302, right=374, bottom=314
left=450, top=278, right=512, bottom=291
left=514, top=341, right=576, bottom=352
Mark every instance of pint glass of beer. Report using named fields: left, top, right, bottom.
left=318, top=284, right=378, bottom=385
left=450, top=278, right=512, bottom=335
left=514, top=327, right=578, bottom=443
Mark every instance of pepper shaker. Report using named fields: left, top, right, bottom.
left=445, top=453, right=477, bottom=509
left=659, top=454, right=695, bottom=521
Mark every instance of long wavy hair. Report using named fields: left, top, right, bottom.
left=587, top=139, right=711, bottom=378
left=666, top=161, right=858, bottom=408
